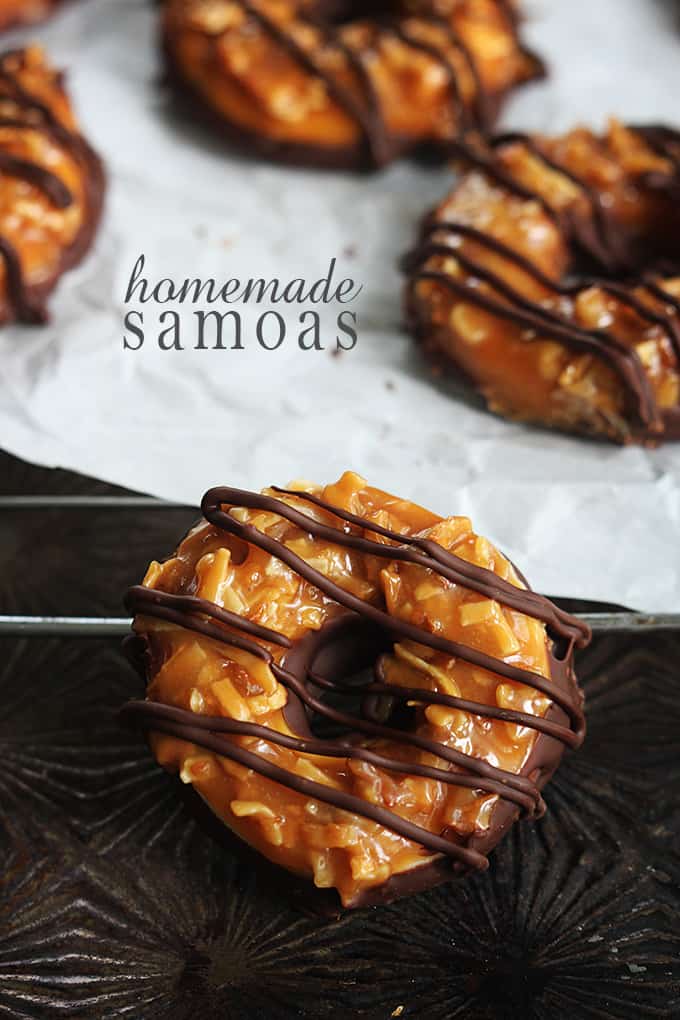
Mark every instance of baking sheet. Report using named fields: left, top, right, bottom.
left=0, top=0, right=679, bottom=611
left=2, top=450, right=677, bottom=1020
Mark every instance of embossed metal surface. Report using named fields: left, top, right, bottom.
left=0, top=450, right=678, bottom=1019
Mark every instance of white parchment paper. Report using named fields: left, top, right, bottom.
left=0, top=0, right=679, bottom=610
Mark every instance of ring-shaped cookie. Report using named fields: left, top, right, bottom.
left=122, top=473, right=587, bottom=908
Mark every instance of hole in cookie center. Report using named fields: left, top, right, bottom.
left=283, top=614, right=406, bottom=740
left=567, top=170, right=680, bottom=282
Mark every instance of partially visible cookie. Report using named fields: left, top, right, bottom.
left=405, top=124, right=680, bottom=444
left=0, top=46, right=105, bottom=325
left=162, top=0, right=544, bottom=170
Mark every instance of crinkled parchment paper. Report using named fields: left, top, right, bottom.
left=0, top=0, right=679, bottom=610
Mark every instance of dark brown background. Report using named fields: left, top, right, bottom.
left=0, top=449, right=678, bottom=1019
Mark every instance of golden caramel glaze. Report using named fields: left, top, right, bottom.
left=162, top=0, right=544, bottom=168
left=405, top=121, right=680, bottom=443
left=0, top=0, right=59, bottom=31
left=0, top=46, right=105, bottom=324
left=131, top=472, right=567, bottom=907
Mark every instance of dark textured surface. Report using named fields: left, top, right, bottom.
left=0, top=449, right=679, bottom=1018
left=0, top=452, right=198, bottom=616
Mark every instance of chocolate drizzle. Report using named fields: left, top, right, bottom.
left=240, top=0, right=391, bottom=166
left=490, top=131, right=618, bottom=268
left=0, top=152, right=72, bottom=207
left=122, top=484, right=588, bottom=876
left=404, top=128, right=680, bottom=439
left=381, top=13, right=490, bottom=134
left=179, top=0, right=542, bottom=168
left=0, top=49, right=105, bottom=324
